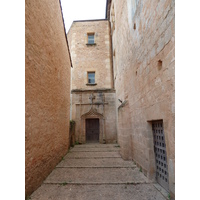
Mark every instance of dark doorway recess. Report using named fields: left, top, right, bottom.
left=86, top=119, right=99, bottom=143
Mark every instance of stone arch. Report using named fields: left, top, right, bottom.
left=80, top=107, right=105, bottom=144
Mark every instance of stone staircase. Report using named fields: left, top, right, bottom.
left=30, top=144, right=167, bottom=200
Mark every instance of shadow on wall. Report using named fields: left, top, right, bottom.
left=70, top=120, right=76, bottom=146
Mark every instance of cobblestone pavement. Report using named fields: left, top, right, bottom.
left=30, top=144, right=168, bottom=200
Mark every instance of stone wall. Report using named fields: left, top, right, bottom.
left=107, top=0, right=175, bottom=198
left=68, top=20, right=113, bottom=90
left=68, top=20, right=117, bottom=144
left=71, top=90, right=117, bottom=144
left=25, top=0, right=71, bottom=196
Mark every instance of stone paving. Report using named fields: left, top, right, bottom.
left=30, top=144, right=168, bottom=200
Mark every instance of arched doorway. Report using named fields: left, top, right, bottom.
left=86, top=118, right=99, bottom=143
left=81, top=107, right=105, bottom=143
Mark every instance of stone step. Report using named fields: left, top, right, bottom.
left=74, top=144, right=119, bottom=148
left=30, top=143, right=167, bottom=200
left=70, top=147, right=119, bottom=152
left=31, top=184, right=166, bottom=200
left=57, top=158, right=136, bottom=168
left=44, top=168, right=149, bottom=184
left=65, top=151, right=121, bottom=158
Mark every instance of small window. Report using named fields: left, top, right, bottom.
left=88, top=33, right=95, bottom=44
left=88, top=72, right=95, bottom=84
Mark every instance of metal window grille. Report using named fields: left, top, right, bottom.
left=152, top=120, right=169, bottom=191
left=88, top=34, right=94, bottom=44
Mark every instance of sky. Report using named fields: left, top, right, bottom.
left=60, top=0, right=107, bottom=33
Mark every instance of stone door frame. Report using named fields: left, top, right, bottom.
left=81, top=107, right=105, bottom=143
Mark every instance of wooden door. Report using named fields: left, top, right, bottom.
left=86, top=119, right=99, bottom=143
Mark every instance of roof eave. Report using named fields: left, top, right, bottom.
left=105, top=0, right=112, bottom=19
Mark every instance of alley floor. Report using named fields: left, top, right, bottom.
left=30, top=144, right=168, bottom=200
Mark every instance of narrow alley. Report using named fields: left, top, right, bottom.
left=26, top=1, right=175, bottom=198
left=30, top=144, right=168, bottom=200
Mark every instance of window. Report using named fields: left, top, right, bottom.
left=88, top=72, right=95, bottom=84
left=88, top=33, right=95, bottom=44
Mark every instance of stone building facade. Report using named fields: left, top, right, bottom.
left=67, top=20, right=117, bottom=144
left=25, top=0, right=71, bottom=196
left=106, top=0, right=175, bottom=198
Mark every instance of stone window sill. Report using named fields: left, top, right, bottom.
left=86, top=83, right=97, bottom=86
left=86, top=43, right=96, bottom=46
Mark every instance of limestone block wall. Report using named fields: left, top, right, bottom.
left=25, top=0, right=71, bottom=196
left=68, top=19, right=117, bottom=144
left=107, top=0, right=175, bottom=197
left=71, top=90, right=117, bottom=144
left=68, top=20, right=113, bottom=90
